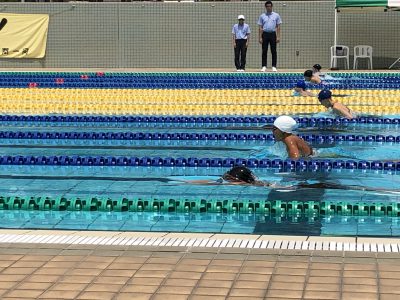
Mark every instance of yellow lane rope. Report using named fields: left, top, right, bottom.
left=0, top=88, right=398, bottom=115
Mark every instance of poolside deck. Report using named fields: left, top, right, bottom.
left=0, top=230, right=399, bottom=300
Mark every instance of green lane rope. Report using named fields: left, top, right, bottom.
left=0, top=196, right=398, bottom=216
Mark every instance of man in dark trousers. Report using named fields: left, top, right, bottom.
left=258, top=1, right=282, bottom=72
left=232, top=15, right=251, bottom=72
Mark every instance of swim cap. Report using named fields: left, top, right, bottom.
left=296, top=80, right=306, bottom=90
left=313, top=64, right=322, bottom=71
left=304, top=70, right=313, bottom=78
left=318, top=89, right=332, bottom=101
left=224, top=166, right=255, bottom=183
left=273, top=116, right=297, bottom=134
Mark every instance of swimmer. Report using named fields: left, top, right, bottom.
left=318, top=89, right=356, bottom=119
left=312, top=64, right=337, bottom=81
left=312, top=64, right=322, bottom=75
left=293, top=80, right=316, bottom=97
left=187, top=165, right=267, bottom=186
left=304, top=69, right=322, bottom=84
left=312, top=64, right=327, bottom=80
left=186, top=166, right=294, bottom=188
left=271, top=115, right=313, bottom=159
left=184, top=166, right=400, bottom=194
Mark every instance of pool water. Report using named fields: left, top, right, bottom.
left=0, top=120, right=399, bottom=237
left=1, top=72, right=400, bottom=237
left=1, top=119, right=400, bottom=161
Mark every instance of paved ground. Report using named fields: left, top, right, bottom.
left=1, top=237, right=400, bottom=299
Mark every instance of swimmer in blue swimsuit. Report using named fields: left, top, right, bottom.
left=293, top=80, right=316, bottom=97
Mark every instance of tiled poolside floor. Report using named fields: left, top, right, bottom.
left=0, top=231, right=399, bottom=299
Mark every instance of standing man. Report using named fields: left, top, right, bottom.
left=258, top=1, right=282, bottom=72
left=232, top=15, right=251, bottom=72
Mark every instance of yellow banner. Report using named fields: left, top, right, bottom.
left=0, top=13, right=49, bottom=59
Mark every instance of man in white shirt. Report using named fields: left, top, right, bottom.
left=257, top=1, right=282, bottom=72
left=232, top=15, right=251, bottom=72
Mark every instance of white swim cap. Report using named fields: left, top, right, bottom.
left=273, top=116, right=297, bottom=134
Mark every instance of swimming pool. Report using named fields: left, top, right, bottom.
left=0, top=71, right=399, bottom=237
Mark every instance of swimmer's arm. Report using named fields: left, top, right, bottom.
left=293, top=87, right=313, bottom=97
left=286, top=143, right=301, bottom=160
left=304, top=90, right=317, bottom=97
left=342, top=106, right=355, bottom=119
left=257, top=181, right=293, bottom=189
left=182, top=180, right=220, bottom=185
left=183, top=179, right=292, bottom=189
left=333, top=105, right=354, bottom=119
left=182, top=180, right=251, bottom=186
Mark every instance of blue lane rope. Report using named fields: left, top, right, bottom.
left=0, top=131, right=398, bottom=143
left=0, top=155, right=398, bottom=172
left=1, top=72, right=400, bottom=89
left=0, top=115, right=399, bottom=125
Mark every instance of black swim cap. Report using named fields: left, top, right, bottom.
left=224, top=166, right=256, bottom=183
left=318, top=89, right=332, bottom=101
left=313, top=64, right=322, bottom=71
left=304, top=70, right=313, bottom=77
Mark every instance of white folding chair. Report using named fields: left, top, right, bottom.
left=354, top=45, right=373, bottom=69
left=330, top=45, right=350, bottom=69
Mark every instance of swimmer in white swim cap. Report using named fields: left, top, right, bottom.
left=272, top=116, right=313, bottom=159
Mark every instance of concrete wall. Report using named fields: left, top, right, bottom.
left=0, top=2, right=398, bottom=69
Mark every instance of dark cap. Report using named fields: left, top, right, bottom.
left=313, top=64, right=322, bottom=71
left=224, top=166, right=256, bottom=184
left=304, top=70, right=313, bottom=78
left=318, top=89, right=332, bottom=101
